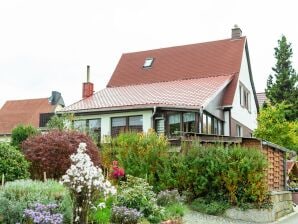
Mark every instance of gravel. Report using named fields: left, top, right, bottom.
left=182, top=209, right=257, bottom=224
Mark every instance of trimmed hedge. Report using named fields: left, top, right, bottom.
left=0, top=142, right=30, bottom=181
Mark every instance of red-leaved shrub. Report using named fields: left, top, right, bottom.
left=22, top=130, right=100, bottom=180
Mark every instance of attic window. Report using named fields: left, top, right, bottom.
left=143, top=57, right=154, bottom=68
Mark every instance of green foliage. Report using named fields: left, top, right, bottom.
left=46, top=114, right=74, bottom=131
left=254, top=103, right=298, bottom=152
left=266, top=35, right=298, bottom=121
left=0, top=179, right=73, bottom=224
left=11, top=124, right=38, bottom=148
left=0, top=142, right=30, bottom=181
left=190, top=198, right=230, bottom=215
left=89, top=196, right=114, bottom=224
left=115, top=175, right=164, bottom=223
left=102, top=131, right=170, bottom=191
left=104, top=132, right=270, bottom=209
left=164, top=202, right=186, bottom=220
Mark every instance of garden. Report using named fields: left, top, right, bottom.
left=0, top=124, right=271, bottom=223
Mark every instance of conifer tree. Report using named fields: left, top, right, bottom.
left=266, top=35, right=298, bottom=120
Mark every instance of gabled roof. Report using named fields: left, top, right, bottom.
left=107, top=37, right=246, bottom=106
left=63, top=75, right=233, bottom=113
left=0, top=98, right=56, bottom=134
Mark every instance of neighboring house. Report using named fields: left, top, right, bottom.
left=0, top=91, right=64, bottom=141
left=62, top=27, right=259, bottom=142
left=256, top=92, right=267, bottom=108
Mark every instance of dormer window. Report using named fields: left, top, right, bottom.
left=143, top=57, right=154, bottom=68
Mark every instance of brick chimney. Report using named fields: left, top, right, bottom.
left=82, top=65, right=94, bottom=99
left=231, top=25, right=242, bottom=39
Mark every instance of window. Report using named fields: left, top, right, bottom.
left=202, top=113, right=207, bottom=133
left=143, top=57, right=154, bottom=68
left=236, top=124, right=242, bottom=137
left=111, top=115, right=143, bottom=137
left=168, top=114, right=181, bottom=136
left=128, top=116, right=143, bottom=132
left=201, top=113, right=224, bottom=135
left=111, top=117, right=126, bottom=137
left=183, top=112, right=195, bottom=133
left=73, top=120, right=86, bottom=132
left=207, top=115, right=212, bottom=134
left=239, top=83, right=251, bottom=112
left=156, top=119, right=165, bottom=136
left=88, top=119, right=101, bottom=143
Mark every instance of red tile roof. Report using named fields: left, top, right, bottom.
left=108, top=37, right=246, bottom=105
left=256, top=92, right=267, bottom=107
left=0, top=98, right=56, bottom=134
left=63, top=75, right=233, bottom=112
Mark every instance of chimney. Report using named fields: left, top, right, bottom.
left=231, top=24, right=242, bottom=39
left=82, top=65, right=94, bottom=99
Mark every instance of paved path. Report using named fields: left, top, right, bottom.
left=183, top=207, right=298, bottom=224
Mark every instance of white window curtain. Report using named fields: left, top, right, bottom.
left=169, top=114, right=180, bottom=124
left=183, top=113, right=195, bottom=122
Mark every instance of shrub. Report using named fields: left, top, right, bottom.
left=190, top=198, right=230, bottom=215
left=89, top=196, right=114, bottom=224
left=0, top=179, right=72, bottom=224
left=116, top=175, right=164, bottom=223
left=102, top=131, right=172, bottom=191
left=157, top=189, right=182, bottom=206
left=60, top=143, right=115, bottom=223
left=111, top=206, right=143, bottom=224
left=164, top=202, right=186, bottom=220
left=11, top=124, right=39, bottom=148
left=0, top=142, right=30, bottom=181
left=23, top=203, right=63, bottom=224
left=22, top=130, right=100, bottom=179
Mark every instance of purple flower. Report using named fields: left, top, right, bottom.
left=23, top=203, right=63, bottom=224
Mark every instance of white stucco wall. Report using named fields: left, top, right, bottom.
left=74, top=110, right=153, bottom=142
left=0, top=135, right=11, bottom=143
left=204, top=89, right=225, bottom=120
left=231, top=45, right=258, bottom=131
left=224, top=111, right=230, bottom=136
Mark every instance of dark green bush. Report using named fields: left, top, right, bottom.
left=102, top=131, right=170, bottom=191
left=103, top=132, right=269, bottom=208
left=11, top=124, right=38, bottom=148
left=0, top=179, right=72, bottom=224
left=0, top=142, right=30, bottom=181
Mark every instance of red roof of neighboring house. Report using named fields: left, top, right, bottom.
left=63, top=75, right=233, bottom=112
left=256, top=92, right=267, bottom=107
left=0, top=98, right=56, bottom=134
left=107, top=37, right=246, bottom=106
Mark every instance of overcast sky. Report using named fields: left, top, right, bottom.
left=0, top=0, right=297, bottom=108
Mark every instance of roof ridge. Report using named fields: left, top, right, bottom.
left=123, top=37, right=247, bottom=55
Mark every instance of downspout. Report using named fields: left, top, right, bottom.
left=151, top=106, right=157, bottom=130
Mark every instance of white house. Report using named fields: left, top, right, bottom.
left=62, top=27, right=259, bottom=142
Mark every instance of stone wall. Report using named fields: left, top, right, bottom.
left=225, top=191, right=293, bottom=223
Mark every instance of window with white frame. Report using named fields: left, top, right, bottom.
left=239, top=83, right=251, bottom=112
left=236, top=124, right=242, bottom=137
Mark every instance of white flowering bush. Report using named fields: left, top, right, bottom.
left=61, top=142, right=116, bottom=223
